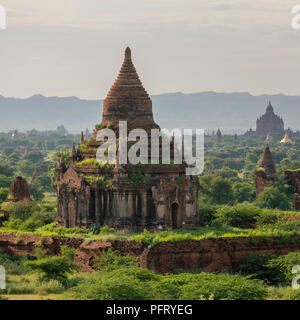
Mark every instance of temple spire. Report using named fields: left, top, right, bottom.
left=266, top=101, right=274, bottom=113
left=100, top=47, right=157, bottom=130
left=70, top=142, right=77, bottom=159
left=258, top=145, right=276, bottom=177
left=59, top=152, right=66, bottom=167
left=125, top=46, right=132, bottom=61
left=80, top=131, right=84, bottom=143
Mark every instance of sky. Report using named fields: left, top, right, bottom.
left=0, top=0, right=300, bottom=99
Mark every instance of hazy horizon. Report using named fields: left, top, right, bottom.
left=2, top=90, right=300, bottom=101
left=0, top=0, right=300, bottom=99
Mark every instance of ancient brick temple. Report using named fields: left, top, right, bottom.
left=56, top=47, right=200, bottom=230
left=254, top=145, right=276, bottom=197
left=255, top=102, right=285, bottom=136
left=285, top=170, right=300, bottom=210
left=5, top=176, right=31, bottom=203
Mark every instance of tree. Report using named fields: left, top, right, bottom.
left=29, top=181, right=44, bottom=201
left=210, top=176, right=235, bottom=205
left=17, top=160, right=35, bottom=177
left=233, top=182, right=256, bottom=203
left=213, top=203, right=260, bottom=229
left=24, top=256, right=75, bottom=285
left=1, top=200, right=38, bottom=221
left=0, top=163, right=14, bottom=177
left=257, top=186, right=290, bottom=210
left=36, top=173, right=52, bottom=192
left=24, top=245, right=76, bottom=285
left=199, top=175, right=235, bottom=205
left=0, top=174, right=13, bottom=188
left=0, top=188, right=9, bottom=203
left=25, top=151, right=44, bottom=163
left=215, top=167, right=239, bottom=179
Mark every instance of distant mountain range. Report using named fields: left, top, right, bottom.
left=0, top=92, right=299, bottom=134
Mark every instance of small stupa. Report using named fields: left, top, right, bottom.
left=5, top=176, right=31, bottom=202
left=280, top=131, right=294, bottom=144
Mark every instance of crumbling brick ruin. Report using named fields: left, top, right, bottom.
left=255, top=145, right=276, bottom=198
left=56, top=47, right=200, bottom=230
left=285, top=170, right=300, bottom=211
left=5, top=176, right=31, bottom=203
left=0, top=176, right=31, bottom=225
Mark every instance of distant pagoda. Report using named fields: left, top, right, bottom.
left=254, top=145, right=276, bottom=197
left=255, top=101, right=284, bottom=136
left=56, top=47, right=200, bottom=230
left=215, top=128, right=223, bottom=143
left=280, top=131, right=294, bottom=144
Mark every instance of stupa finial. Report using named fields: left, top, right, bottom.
left=125, top=47, right=131, bottom=60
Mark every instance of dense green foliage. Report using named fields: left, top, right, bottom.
left=241, top=252, right=300, bottom=286
left=71, top=250, right=267, bottom=300
left=1, top=131, right=300, bottom=300
left=24, top=245, right=76, bottom=284
left=212, top=203, right=260, bottom=228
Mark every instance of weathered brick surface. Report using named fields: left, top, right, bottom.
left=141, top=237, right=300, bottom=273
left=286, top=171, right=300, bottom=211
left=255, top=146, right=276, bottom=197
left=2, top=233, right=300, bottom=273
left=5, top=176, right=31, bottom=202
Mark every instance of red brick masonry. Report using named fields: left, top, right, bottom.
left=1, top=233, right=300, bottom=273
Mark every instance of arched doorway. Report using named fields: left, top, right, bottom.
left=171, top=203, right=179, bottom=229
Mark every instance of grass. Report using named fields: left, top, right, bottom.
left=262, top=208, right=300, bottom=217
left=1, top=224, right=300, bottom=247
left=2, top=271, right=93, bottom=300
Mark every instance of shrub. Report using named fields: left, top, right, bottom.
left=1, top=200, right=38, bottom=221
left=270, top=219, right=300, bottom=232
left=268, top=286, right=300, bottom=300
left=154, top=272, right=267, bottom=300
left=94, top=249, right=138, bottom=271
left=60, top=245, right=76, bottom=263
left=21, top=218, right=43, bottom=232
left=240, top=254, right=280, bottom=284
left=267, top=252, right=300, bottom=286
left=198, top=200, right=217, bottom=225
left=100, top=225, right=116, bottom=234
left=24, top=256, right=75, bottom=285
left=212, top=203, right=261, bottom=228
left=256, top=212, right=282, bottom=227
left=0, top=251, right=30, bottom=275
left=5, top=281, right=35, bottom=295
left=241, top=252, right=300, bottom=286
left=2, top=218, right=23, bottom=230
left=71, top=268, right=158, bottom=300
left=36, top=279, right=65, bottom=295
left=2, top=217, right=43, bottom=232
left=178, top=273, right=266, bottom=300
left=0, top=187, right=9, bottom=203
left=89, top=223, right=101, bottom=235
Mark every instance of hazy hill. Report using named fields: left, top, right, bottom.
left=0, top=92, right=299, bottom=134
